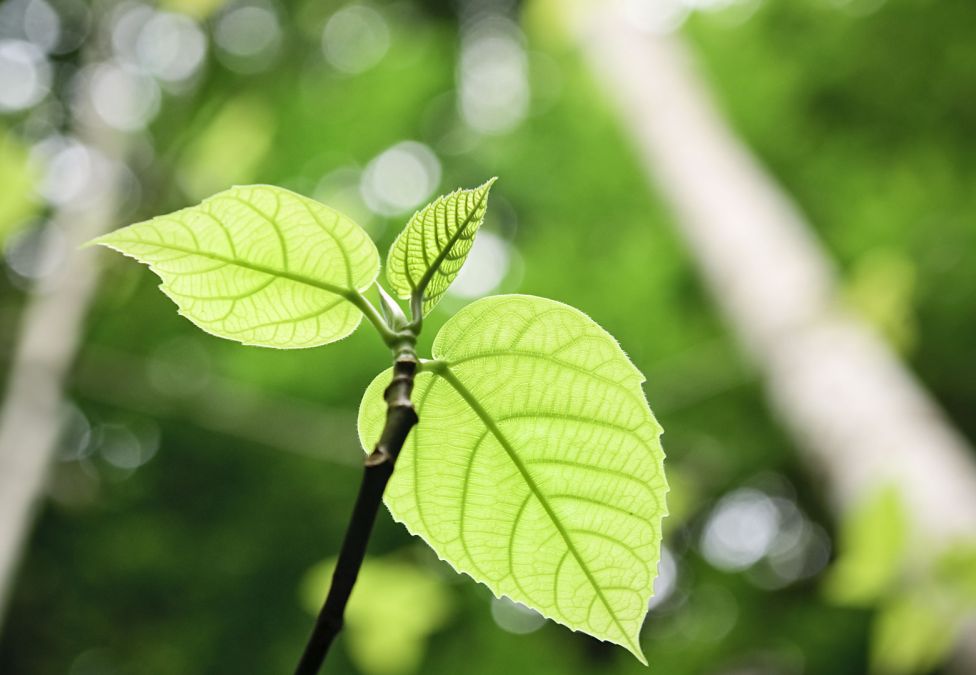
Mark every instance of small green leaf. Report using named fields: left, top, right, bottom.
left=90, top=185, right=380, bottom=349
left=359, top=295, right=667, bottom=662
left=377, top=283, right=409, bottom=331
left=386, top=178, right=496, bottom=316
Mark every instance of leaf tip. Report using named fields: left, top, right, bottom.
left=80, top=232, right=112, bottom=250
left=629, top=640, right=649, bottom=666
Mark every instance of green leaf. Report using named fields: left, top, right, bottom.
left=359, top=295, right=667, bottom=662
left=90, top=185, right=380, bottom=349
left=386, top=178, right=496, bottom=316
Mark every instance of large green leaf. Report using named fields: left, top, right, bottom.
left=359, top=295, right=667, bottom=662
left=90, top=185, right=380, bottom=349
left=386, top=178, right=496, bottom=316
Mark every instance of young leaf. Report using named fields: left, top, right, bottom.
left=89, top=185, right=380, bottom=349
left=386, top=178, right=496, bottom=316
left=359, top=295, right=667, bottom=662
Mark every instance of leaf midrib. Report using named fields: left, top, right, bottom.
left=433, top=365, right=641, bottom=656
left=103, top=238, right=356, bottom=299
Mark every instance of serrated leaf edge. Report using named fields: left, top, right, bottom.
left=361, top=294, right=669, bottom=663
left=89, top=184, right=380, bottom=349
left=386, top=177, right=497, bottom=315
